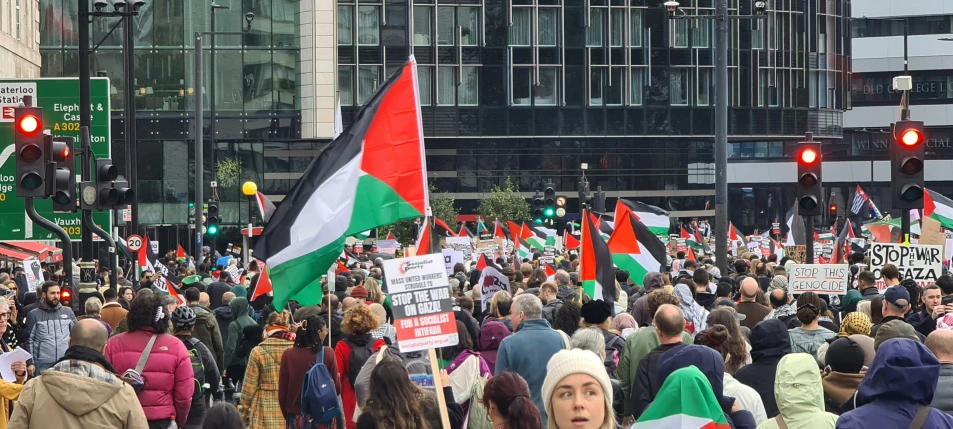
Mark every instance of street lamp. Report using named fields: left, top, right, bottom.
left=242, top=181, right=258, bottom=265
left=664, top=0, right=765, bottom=275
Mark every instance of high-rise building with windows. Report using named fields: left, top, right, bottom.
left=338, top=0, right=851, bottom=223
left=0, top=0, right=40, bottom=78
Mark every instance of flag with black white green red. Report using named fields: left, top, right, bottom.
left=615, top=199, right=670, bottom=236
left=255, top=191, right=277, bottom=223
left=415, top=218, right=435, bottom=255
left=434, top=217, right=457, bottom=237
left=254, top=57, right=429, bottom=310
left=494, top=221, right=508, bottom=241
left=526, top=224, right=556, bottom=250
left=680, top=227, right=703, bottom=249
left=476, top=218, right=488, bottom=238
left=634, top=366, right=731, bottom=429
left=564, top=232, right=580, bottom=250
left=925, top=188, right=953, bottom=230
left=608, top=211, right=667, bottom=287
left=580, top=209, right=617, bottom=305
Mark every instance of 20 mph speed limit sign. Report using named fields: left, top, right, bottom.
left=126, top=235, right=143, bottom=252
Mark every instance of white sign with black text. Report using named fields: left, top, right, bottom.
left=788, top=264, right=849, bottom=295
left=442, top=249, right=463, bottom=276
left=868, top=243, right=943, bottom=291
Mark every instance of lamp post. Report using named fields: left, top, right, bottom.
left=242, top=181, right=257, bottom=265
left=664, top=0, right=766, bottom=275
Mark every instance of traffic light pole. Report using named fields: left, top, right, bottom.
left=123, top=14, right=139, bottom=236
left=714, top=0, right=729, bottom=275
left=194, top=34, right=204, bottom=257
left=79, top=0, right=93, bottom=271
left=804, top=215, right=814, bottom=264
left=80, top=127, right=119, bottom=292
left=25, top=198, right=77, bottom=314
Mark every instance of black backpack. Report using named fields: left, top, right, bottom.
left=180, top=337, right=206, bottom=400
left=343, top=336, right=375, bottom=387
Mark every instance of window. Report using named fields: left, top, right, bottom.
left=587, top=8, right=604, bottom=47
left=672, top=18, right=688, bottom=48
left=630, top=9, right=643, bottom=47
left=610, top=9, right=624, bottom=47
left=697, top=68, right=711, bottom=106
left=438, top=67, right=456, bottom=105
left=14, top=0, right=18, bottom=41
left=693, top=13, right=710, bottom=48
left=537, top=67, right=558, bottom=105
left=439, top=7, right=480, bottom=46
left=606, top=68, right=624, bottom=105
left=809, top=71, right=817, bottom=107
left=670, top=68, right=689, bottom=105
left=358, top=65, right=381, bottom=105
left=358, top=6, right=380, bottom=45
left=590, top=69, right=603, bottom=105
left=510, top=8, right=531, bottom=46
left=338, top=6, right=353, bottom=45
left=414, top=6, right=432, bottom=46
left=418, top=66, right=433, bottom=106
left=758, top=69, right=768, bottom=106
left=458, top=7, right=479, bottom=46
left=438, top=7, right=454, bottom=45
left=512, top=67, right=532, bottom=105
left=539, top=8, right=558, bottom=47
left=459, top=67, right=479, bottom=105
left=751, top=20, right=764, bottom=49
left=630, top=68, right=644, bottom=105
left=339, top=66, right=354, bottom=106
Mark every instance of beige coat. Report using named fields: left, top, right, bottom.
left=8, top=360, right=148, bottom=429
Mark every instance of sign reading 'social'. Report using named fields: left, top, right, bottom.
left=788, top=264, right=849, bottom=295
left=868, top=243, right=943, bottom=290
left=383, top=254, right=459, bottom=353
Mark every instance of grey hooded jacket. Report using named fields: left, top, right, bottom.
left=25, top=300, right=76, bottom=365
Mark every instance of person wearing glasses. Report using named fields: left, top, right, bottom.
left=0, top=297, right=29, bottom=428
left=1, top=281, right=24, bottom=350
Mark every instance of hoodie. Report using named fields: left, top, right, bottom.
left=757, top=353, right=838, bottom=429
left=734, top=319, right=792, bottom=417
left=9, top=359, right=149, bottom=429
left=837, top=339, right=953, bottom=429
left=630, top=272, right=664, bottom=327
left=225, top=297, right=258, bottom=368
left=656, top=345, right=757, bottom=429
left=476, top=320, right=511, bottom=374
left=213, top=304, right=233, bottom=346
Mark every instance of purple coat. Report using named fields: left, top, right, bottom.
left=105, top=328, right=195, bottom=427
left=477, top=320, right=511, bottom=374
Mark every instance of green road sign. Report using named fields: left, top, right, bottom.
left=0, top=78, right=112, bottom=241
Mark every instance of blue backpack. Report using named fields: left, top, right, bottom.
left=300, top=348, right=342, bottom=424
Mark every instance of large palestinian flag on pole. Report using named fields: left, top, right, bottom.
left=254, top=58, right=429, bottom=310
left=608, top=211, right=667, bottom=287
left=634, top=366, right=731, bottom=429
left=615, top=199, right=670, bottom=236
left=580, top=209, right=617, bottom=305
left=924, top=188, right=953, bottom=230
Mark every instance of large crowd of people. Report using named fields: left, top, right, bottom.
left=0, top=245, right=949, bottom=429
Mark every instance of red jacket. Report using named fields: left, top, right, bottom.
left=335, top=335, right=384, bottom=429
left=105, top=328, right=195, bottom=427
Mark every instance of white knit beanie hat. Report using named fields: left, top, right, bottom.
left=541, top=349, right=613, bottom=428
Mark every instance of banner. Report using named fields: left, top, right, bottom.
left=442, top=249, right=464, bottom=276
left=23, top=259, right=43, bottom=292
left=784, top=245, right=807, bottom=263
left=788, top=264, right=849, bottom=295
left=376, top=239, right=398, bottom=255
left=543, top=246, right=556, bottom=264
left=676, top=238, right=688, bottom=253
left=478, top=265, right=510, bottom=312
left=868, top=243, right=943, bottom=290
left=383, top=254, right=459, bottom=353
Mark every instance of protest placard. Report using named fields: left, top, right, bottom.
left=442, top=249, right=464, bottom=276
left=784, top=245, right=807, bottom=263
left=543, top=246, right=556, bottom=264
left=868, top=243, right=943, bottom=290
left=788, top=264, right=849, bottom=294
left=23, top=259, right=43, bottom=292
left=383, top=254, right=459, bottom=353
left=376, top=239, right=398, bottom=255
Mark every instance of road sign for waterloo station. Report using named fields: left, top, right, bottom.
left=0, top=78, right=112, bottom=241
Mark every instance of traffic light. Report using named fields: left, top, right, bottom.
left=15, top=106, right=46, bottom=197
left=891, top=119, right=925, bottom=209
left=82, top=159, right=133, bottom=210
left=532, top=193, right=544, bottom=224
left=829, top=204, right=838, bottom=216
left=796, top=138, right=823, bottom=215
left=578, top=181, right=591, bottom=211
left=207, top=201, right=220, bottom=235
left=543, top=182, right=556, bottom=220
left=50, top=136, right=76, bottom=212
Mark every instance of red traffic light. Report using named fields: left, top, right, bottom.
left=900, top=128, right=923, bottom=146
left=18, top=115, right=39, bottom=134
left=829, top=204, right=837, bottom=212
left=800, top=148, right=818, bottom=164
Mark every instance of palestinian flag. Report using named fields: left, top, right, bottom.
left=494, top=221, right=508, bottom=241
left=507, top=220, right=522, bottom=246
left=526, top=224, right=556, bottom=250
left=564, top=232, right=580, bottom=250
left=458, top=223, right=472, bottom=238
left=250, top=264, right=273, bottom=301
left=140, top=235, right=185, bottom=305
left=475, top=253, right=490, bottom=271
left=680, top=227, right=703, bottom=249
left=434, top=217, right=457, bottom=237
left=254, top=58, right=429, bottom=310
left=588, top=212, right=612, bottom=240
left=415, top=217, right=438, bottom=255
left=832, top=218, right=856, bottom=264
left=476, top=218, right=488, bottom=238
left=863, top=216, right=920, bottom=243
left=255, top=191, right=277, bottom=223
left=385, top=230, right=396, bottom=240
left=634, top=366, right=731, bottom=429
left=176, top=244, right=187, bottom=262
left=784, top=201, right=806, bottom=246
left=616, top=199, right=670, bottom=236
left=608, top=212, right=667, bottom=287
left=580, top=209, right=617, bottom=305
left=729, top=222, right=747, bottom=246
left=544, top=262, right=557, bottom=279
left=925, top=188, right=953, bottom=230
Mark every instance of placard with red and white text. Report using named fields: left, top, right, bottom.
left=383, top=254, right=459, bottom=353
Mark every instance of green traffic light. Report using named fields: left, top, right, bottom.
left=208, top=225, right=219, bottom=235
left=544, top=207, right=554, bottom=217
left=189, top=202, right=195, bottom=208
left=534, top=218, right=543, bottom=224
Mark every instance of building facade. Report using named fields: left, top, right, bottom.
left=728, top=0, right=953, bottom=234
left=0, top=0, right=41, bottom=78
left=337, top=0, right=850, bottom=222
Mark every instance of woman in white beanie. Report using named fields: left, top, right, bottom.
left=542, top=349, right=615, bottom=429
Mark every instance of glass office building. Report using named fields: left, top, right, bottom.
left=338, top=0, right=851, bottom=217
left=39, top=0, right=309, bottom=247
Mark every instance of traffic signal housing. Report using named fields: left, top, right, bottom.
left=15, top=106, right=45, bottom=197
left=81, top=158, right=134, bottom=210
left=796, top=139, right=823, bottom=215
left=206, top=201, right=220, bottom=235
left=543, top=182, right=556, bottom=220
left=578, top=181, right=591, bottom=211
left=532, top=193, right=544, bottom=224
left=50, top=136, right=76, bottom=212
left=891, top=119, right=925, bottom=209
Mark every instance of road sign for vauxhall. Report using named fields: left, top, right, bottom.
left=0, top=78, right=112, bottom=240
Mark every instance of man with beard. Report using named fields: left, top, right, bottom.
left=25, top=281, right=76, bottom=375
